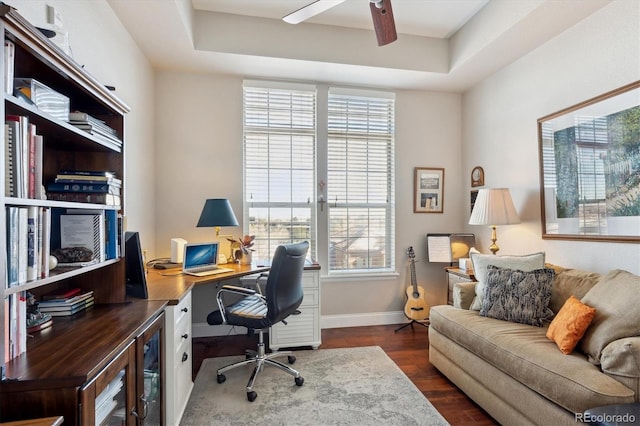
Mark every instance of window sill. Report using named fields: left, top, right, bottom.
left=321, top=271, right=399, bottom=283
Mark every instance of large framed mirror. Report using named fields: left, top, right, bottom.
left=538, top=81, right=640, bottom=242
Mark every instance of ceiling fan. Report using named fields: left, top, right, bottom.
left=283, top=0, right=398, bottom=46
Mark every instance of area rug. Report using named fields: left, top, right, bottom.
left=181, top=345, right=449, bottom=425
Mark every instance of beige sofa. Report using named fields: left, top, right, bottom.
left=429, top=264, right=640, bottom=426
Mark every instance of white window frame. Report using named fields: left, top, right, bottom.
left=242, top=82, right=396, bottom=277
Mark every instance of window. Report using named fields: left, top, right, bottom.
left=243, top=81, right=395, bottom=275
left=327, top=88, right=395, bottom=273
left=243, top=81, right=317, bottom=261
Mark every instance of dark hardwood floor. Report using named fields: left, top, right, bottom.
left=192, top=324, right=498, bottom=426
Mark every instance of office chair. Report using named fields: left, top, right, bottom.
left=214, top=241, right=309, bottom=402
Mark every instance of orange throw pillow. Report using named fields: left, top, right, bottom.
left=546, top=296, right=596, bottom=355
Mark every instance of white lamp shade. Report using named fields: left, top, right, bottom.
left=469, top=188, right=521, bottom=226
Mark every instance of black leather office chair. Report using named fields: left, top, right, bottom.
left=214, top=241, right=309, bottom=402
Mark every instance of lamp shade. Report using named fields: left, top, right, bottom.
left=469, top=188, right=520, bottom=226
left=197, top=198, right=239, bottom=228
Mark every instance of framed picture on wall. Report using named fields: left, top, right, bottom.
left=538, top=80, right=640, bottom=242
left=414, top=167, right=445, bottom=213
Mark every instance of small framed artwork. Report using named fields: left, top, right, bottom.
left=471, top=166, right=484, bottom=187
left=414, top=167, right=445, bottom=213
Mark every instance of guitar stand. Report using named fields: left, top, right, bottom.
left=394, top=319, right=429, bottom=333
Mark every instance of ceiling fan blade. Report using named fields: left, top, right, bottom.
left=283, top=0, right=348, bottom=24
left=370, top=0, right=397, bottom=46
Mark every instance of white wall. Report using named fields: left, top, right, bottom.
left=461, top=0, right=640, bottom=275
left=6, top=0, right=157, bottom=253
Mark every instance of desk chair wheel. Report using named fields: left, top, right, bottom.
left=217, top=374, right=226, bottom=384
left=295, top=376, right=304, bottom=386
left=247, top=391, right=257, bottom=402
left=288, top=355, right=296, bottom=364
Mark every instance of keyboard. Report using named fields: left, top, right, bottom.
left=184, top=267, right=234, bottom=277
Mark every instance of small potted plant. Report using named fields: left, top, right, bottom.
left=227, top=235, right=255, bottom=264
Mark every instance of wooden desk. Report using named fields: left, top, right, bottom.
left=146, top=263, right=270, bottom=304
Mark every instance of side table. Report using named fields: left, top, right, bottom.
left=445, top=267, right=475, bottom=305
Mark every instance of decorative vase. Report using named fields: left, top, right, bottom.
left=240, top=251, right=253, bottom=265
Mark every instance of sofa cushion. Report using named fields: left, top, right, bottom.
left=549, top=268, right=601, bottom=315
left=580, top=269, right=640, bottom=365
left=480, top=265, right=554, bottom=326
left=469, top=248, right=545, bottom=310
left=429, top=305, right=635, bottom=413
left=546, top=295, right=596, bottom=354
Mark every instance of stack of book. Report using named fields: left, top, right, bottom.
left=68, top=111, right=122, bottom=149
left=46, top=170, right=121, bottom=206
left=38, top=288, right=94, bottom=317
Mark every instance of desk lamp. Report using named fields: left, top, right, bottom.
left=468, top=188, right=520, bottom=255
left=197, top=198, right=239, bottom=261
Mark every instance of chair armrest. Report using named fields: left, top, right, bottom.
left=220, top=284, right=256, bottom=296
left=453, top=281, right=477, bottom=310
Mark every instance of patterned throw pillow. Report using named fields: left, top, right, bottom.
left=469, top=248, right=546, bottom=311
left=480, top=265, right=555, bottom=327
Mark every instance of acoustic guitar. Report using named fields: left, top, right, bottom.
left=403, top=246, right=430, bottom=321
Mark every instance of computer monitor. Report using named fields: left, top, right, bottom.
left=124, top=231, right=148, bottom=299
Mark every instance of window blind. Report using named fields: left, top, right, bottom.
left=327, top=88, right=395, bottom=272
left=243, top=81, right=317, bottom=261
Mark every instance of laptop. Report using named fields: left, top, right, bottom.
left=182, top=242, right=233, bottom=277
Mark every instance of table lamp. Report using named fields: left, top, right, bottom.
left=197, top=198, right=239, bottom=261
left=468, top=188, right=520, bottom=255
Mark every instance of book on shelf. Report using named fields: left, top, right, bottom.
left=4, top=124, right=15, bottom=196
left=40, top=207, right=52, bottom=279
left=39, top=296, right=94, bottom=311
left=26, top=206, right=39, bottom=281
left=58, top=170, right=117, bottom=178
left=41, top=287, right=83, bottom=301
left=54, top=175, right=122, bottom=186
left=68, top=111, right=119, bottom=137
left=6, top=207, right=20, bottom=287
left=47, top=192, right=121, bottom=206
left=43, top=299, right=95, bottom=317
left=5, top=115, right=28, bottom=198
left=39, top=291, right=94, bottom=308
left=4, top=40, right=14, bottom=95
left=47, top=182, right=121, bottom=194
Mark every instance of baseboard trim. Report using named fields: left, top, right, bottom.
left=320, top=311, right=407, bottom=329
left=193, top=311, right=408, bottom=338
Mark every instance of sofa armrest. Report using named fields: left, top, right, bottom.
left=601, top=337, right=640, bottom=379
left=453, top=281, right=477, bottom=310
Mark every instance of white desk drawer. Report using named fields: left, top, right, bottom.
left=174, top=318, right=191, bottom=354
left=300, top=289, right=318, bottom=307
left=302, top=271, right=318, bottom=289
left=174, top=292, right=192, bottom=327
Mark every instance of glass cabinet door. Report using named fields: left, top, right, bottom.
left=81, top=342, right=136, bottom=426
left=136, top=313, right=164, bottom=425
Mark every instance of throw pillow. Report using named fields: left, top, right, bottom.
left=580, top=269, right=640, bottom=365
left=480, top=265, right=555, bottom=327
left=548, top=269, right=601, bottom=315
left=469, top=248, right=546, bottom=311
left=546, top=296, right=596, bottom=354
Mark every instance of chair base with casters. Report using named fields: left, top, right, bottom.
left=216, top=328, right=304, bottom=402
left=213, top=241, right=310, bottom=402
